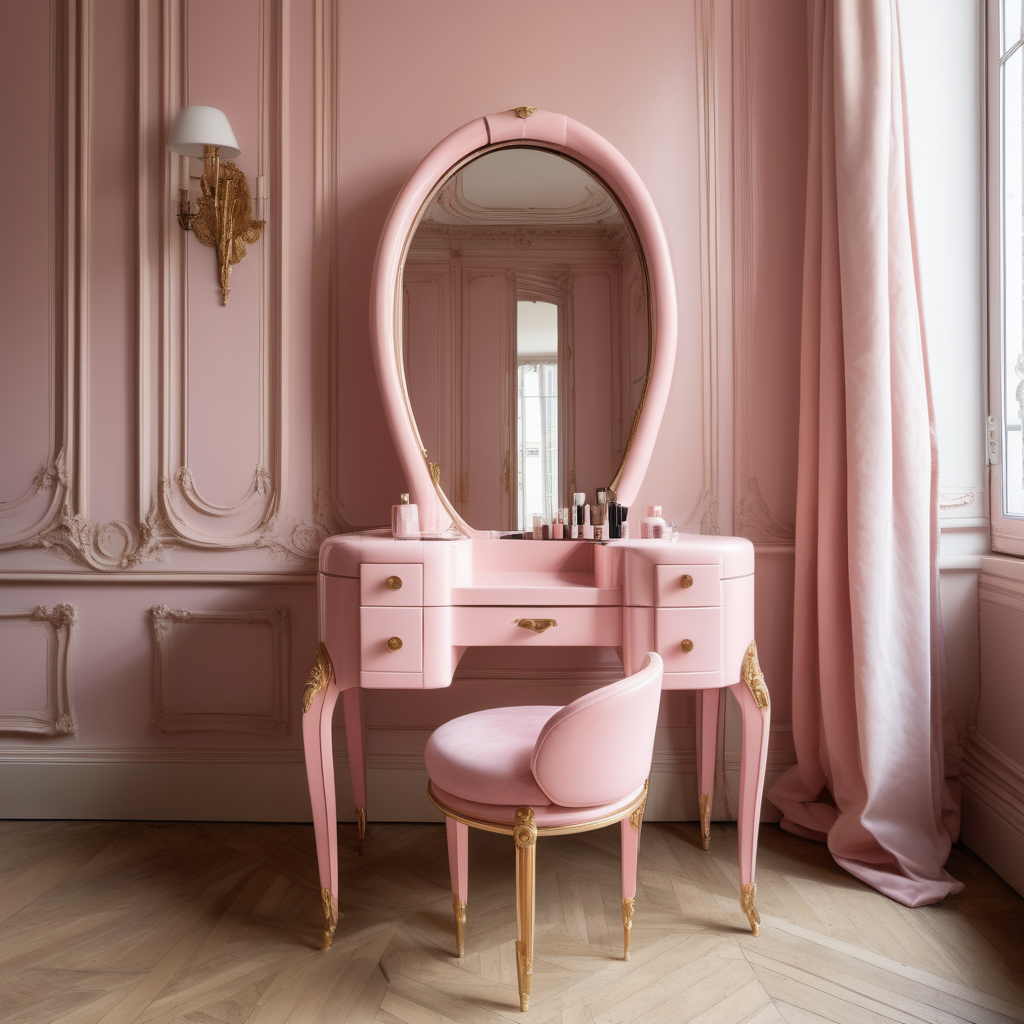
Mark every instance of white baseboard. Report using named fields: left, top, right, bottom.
left=961, top=790, right=1024, bottom=897
left=0, top=760, right=789, bottom=824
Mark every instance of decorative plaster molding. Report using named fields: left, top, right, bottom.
left=685, top=0, right=721, bottom=537
left=133, top=0, right=320, bottom=565
left=312, top=0, right=354, bottom=536
left=430, top=172, right=620, bottom=226
left=961, top=727, right=1024, bottom=835
left=0, top=4, right=87, bottom=552
left=149, top=604, right=291, bottom=737
left=0, top=605, right=77, bottom=737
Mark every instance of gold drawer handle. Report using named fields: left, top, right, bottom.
left=515, top=618, right=557, bottom=634
left=386, top=576, right=403, bottom=591
left=680, top=574, right=694, bottom=589
left=387, top=637, right=403, bottom=651
left=680, top=639, right=694, bottom=653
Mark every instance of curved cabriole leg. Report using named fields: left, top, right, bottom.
left=697, top=689, right=718, bottom=851
left=301, top=642, right=341, bottom=949
left=513, top=807, right=537, bottom=1012
left=620, top=780, right=647, bottom=960
left=730, top=641, right=771, bottom=937
left=446, top=816, right=469, bottom=957
left=342, top=686, right=367, bottom=854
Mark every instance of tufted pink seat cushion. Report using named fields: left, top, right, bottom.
left=424, top=705, right=560, bottom=807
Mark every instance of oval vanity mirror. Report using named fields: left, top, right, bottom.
left=403, top=147, right=650, bottom=532
left=372, top=110, right=676, bottom=536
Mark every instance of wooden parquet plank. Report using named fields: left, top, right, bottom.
left=0, top=822, right=1020, bottom=1023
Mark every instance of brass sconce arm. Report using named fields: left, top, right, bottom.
left=177, top=144, right=264, bottom=305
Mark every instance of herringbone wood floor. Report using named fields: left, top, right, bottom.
left=0, top=819, right=1021, bottom=1023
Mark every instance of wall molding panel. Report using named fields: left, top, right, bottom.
left=135, top=0, right=320, bottom=566
left=687, top=0, right=722, bottom=536
left=0, top=605, right=77, bottom=737
left=1, top=1, right=94, bottom=564
left=149, top=603, right=291, bottom=737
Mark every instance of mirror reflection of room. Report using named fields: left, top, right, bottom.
left=402, top=147, right=651, bottom=531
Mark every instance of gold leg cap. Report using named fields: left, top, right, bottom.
left=453, top=895, right=467, bottom=958
left=622, top=896, right=635, bottom=961
left=355, top=807, right=366, bottom=855
left=699, top=792, right=712, bottom=852
left=740, top=882, right=761, bottom=937
left=320, top=888, right=337, bottom=950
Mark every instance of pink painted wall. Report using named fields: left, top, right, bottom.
left=0, top=0, right=825, bottom=821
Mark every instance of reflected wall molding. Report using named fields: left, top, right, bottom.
left=137, top=0, right=321, bottom=566
left=149, top=603, right=291, bottom=737
left=0, top=605, right=78, bottom=737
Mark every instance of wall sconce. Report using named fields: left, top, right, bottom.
left=167, top=105, right=264, bottom=306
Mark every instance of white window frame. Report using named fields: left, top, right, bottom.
left=989, top=0, right=1024, bottom=554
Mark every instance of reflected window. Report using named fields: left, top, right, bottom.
left=517, top=301, right=559, bottom=529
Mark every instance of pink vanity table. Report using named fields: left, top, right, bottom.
left=301, top=108, right=770, bottom=950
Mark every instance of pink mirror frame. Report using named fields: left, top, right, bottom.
left=370, top=109, right=677, bottom=535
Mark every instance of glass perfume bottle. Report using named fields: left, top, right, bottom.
left=392, top=493, right=420, bottom=538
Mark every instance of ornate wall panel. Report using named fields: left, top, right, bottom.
left=0, top=606, right=77, bottom=736
left=137, top=0, right=319, bottom=561
left=149, top=604, right=291, bottom=736
left=0, top=1, right=83, bottom=555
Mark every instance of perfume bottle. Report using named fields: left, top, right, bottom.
left=641, top=505, right=666, bottom=539
left=392, top=493, right=420, bottom=538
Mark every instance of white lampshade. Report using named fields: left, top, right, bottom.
left=167, top=105, right=241, bottom=159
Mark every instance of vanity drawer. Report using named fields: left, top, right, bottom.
left=360, top=607, right=422, bottom=671
left=655, top=608, right=721, bottom=672
left=360, top=563, right=423, bottom=606
left=655, top=564, right=721, bottom=607
left=452, top=606, right=622, bottom=647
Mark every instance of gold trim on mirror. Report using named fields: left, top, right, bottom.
left=510, top=106, right=538, bottom=119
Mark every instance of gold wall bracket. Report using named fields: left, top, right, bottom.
left=177, top=145, right=264, bottom=305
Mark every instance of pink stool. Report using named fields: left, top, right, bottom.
left=425, top=652, right=664, bottom=1012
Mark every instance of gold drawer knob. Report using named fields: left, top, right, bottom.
left=387, top=637, right=403, bottom=651
left=515, top=618, right=557, bottom=633
left=386, top=576, right=403, bottom=590
left=680, top=639, right=694, bottom=653
left=680, top=574, right=694, bottom=589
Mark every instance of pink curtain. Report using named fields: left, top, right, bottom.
left=766, top=0, right=963, bottom=906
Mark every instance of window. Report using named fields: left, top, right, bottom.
left=992, top=0, right=1024, bottom=552
left=516, top=301, right=559, bottom=530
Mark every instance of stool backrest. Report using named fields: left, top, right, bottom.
left=530, top=652, right=663, bottom=808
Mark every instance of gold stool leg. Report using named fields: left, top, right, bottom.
left=513, top=807, right=537, bottom=1012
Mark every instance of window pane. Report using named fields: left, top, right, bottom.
left=1003, top=41, right=1024, bottom=515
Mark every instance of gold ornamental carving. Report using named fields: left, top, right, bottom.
left=320, top=887, right=337, bottom=950
left=628, top=780, right=649, bottom=831
left=301, top=642, right=334, bottom=714
left=515, top=618, right=557, bottom=633
left=742, top=641, right=770, bottom=710
left=699, top=792, right=712, bottom=852
left=622, top=897, right=635, bottom=960
left=510, top=106, right=538, bottom=119
left=178, top=146, right=265, bottom=305
left=740, top=882, right=760, bottom=937
left=513, top=806, right=537, bottom=848
left=515, top=939, right=533, bottom=1010
left=355, top=807, right=366, bottom=855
